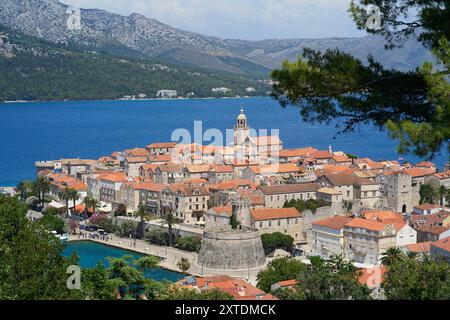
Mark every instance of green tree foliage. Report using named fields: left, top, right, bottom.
left=114, top=204, right=127, bottom=217
left=380, top=247, right=405, bottom=266
left=284, top=198, right=330, bottom=213
left=177, top=258, right=191, bottom=273
left=147, top=228, right=169, bottom=246
left=0, top=195, right=81, bottom=299
left=39, top=214, right=66, bottom=234
left=175, top=236, right=202, bottom=252
left=419, top=184, right=437, bottom=204
left=161, top=213, right=181, bottom=247
left=383, top=255, right=450, bottom=299
left=83, top=196, right=101, bottom=216
left=294, top=255, right=371, bottom=300
left=256, top=258, right=305, bottom=293
left=271, top=1, right=450, bottom=160
left=230, top=213, right=240, bottom=230
left=261, top=232, right=294, bottom=255
left=118, top=222, right=136, bottom=238
left=81, top=263, right=118, bottom=300
left=0, top=24, right=267, bottom=102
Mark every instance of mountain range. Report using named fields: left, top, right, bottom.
left=0, top=0, right=434, bottom=78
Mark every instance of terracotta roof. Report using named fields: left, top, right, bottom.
left=186, top=276, right=274, bottom=300
left=362, top=211, right=404, bottom=223
left=157, top=162, right=183, bottom=173
left=124, top=148, right=150, bottom=157
left=210, top=206, right=233, bottom=217
left=416, top=161, right=436, bottom=168
left=259, top=183, right=321, bottom=195
left=431, top=236, right=450, bottom=253
left=250, top=163, right=302, bottom=175
left=321, top=165, right=354, bottom=175
left=100, top=172, right=127, bottom=183
left=149, top=154, right=172, bottom=163
left=320, top=174, right=356, bottom=186
left=403, top=167, right=436, bottom=178
left=405, top=242, right=431, bottom=253
left=140, top=163, right=159, bottom=172
left=312, top=150, right=332, bottom=159
left=184, top=164, right=211, bottom=173
left=125, top=156, right=147, bottom=164
left=433, top=170, right=450, bottom=180
left=275, top=279, right=298, bottom=287
left=417, top=225, right=449, bottom=235
left=251, top=207, right=301, bottom=221
left=212, top=165, right=234, bottom=173
left=209, top=179, right=254, bottom=191
left=279, top=147, right=317, bottom=158
left=358, top=266, right=387, bottom=288
left=147, top=142, right=177, bottom=149
left=331, top=155, right=351, bottom=163
left=313, top=215, right=352, bottom=230
left=345, top=218, right=390, bottom=232
left=414, top=204, right=442, bottom=211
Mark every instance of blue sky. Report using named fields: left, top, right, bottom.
left=63, top=0, right=365, bottom=40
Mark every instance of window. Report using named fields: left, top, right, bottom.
left=269, top=221, right=272, bottom=227
left=278, top=220, right=281, bottom=226
left=259, top=222, right=263, bottom=228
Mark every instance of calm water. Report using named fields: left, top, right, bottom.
left=0, top=97, right=447, bottom=186
left=63, top=241, right=184, bottom=282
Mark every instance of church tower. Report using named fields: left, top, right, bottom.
left=234, top=107, right=250, bottom=147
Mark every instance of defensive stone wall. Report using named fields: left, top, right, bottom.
left=197, top=228, right=266, bottom=270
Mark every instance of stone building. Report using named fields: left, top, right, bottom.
left=257, top=183, right=321, bottom=208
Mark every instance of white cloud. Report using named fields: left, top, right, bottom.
left=62, top=0, right=364, bottom=40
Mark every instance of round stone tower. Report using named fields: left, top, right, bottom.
left=196, top=195, right=266, bottom=271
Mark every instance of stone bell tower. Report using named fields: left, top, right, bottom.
left=234, top=107, right=250, bottom=147
left=231, top=196, right=251, bottom=228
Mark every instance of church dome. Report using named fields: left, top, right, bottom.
left=237, top=107, right=247, bottom=121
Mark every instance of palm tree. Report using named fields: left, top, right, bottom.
left=68, top=188, right=80, bottom=212
left=59, top=187, right=73, bottom=217
left=381, top=247, right=405, bottom=266
left=161, top=212, right=181, bottom=247
left=15, top=180, right=34, bottom=201
left=437, top=186, right=448, bottom=206
left=33, top=176, right=51, bottom=208
left=83, top=196, right=101, bottom=216
left=135, top=205, right=149, bottom=239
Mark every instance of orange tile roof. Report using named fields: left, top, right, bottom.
left=312, top=150, right=333, bottom=159
left=253, top=136, right=282, bottom=146
left=190, top=276, right=273, bottom=300
left=362, top=211, right=404, bottom=223
left=332, top=155, right=351, bottom=163
left=100, top=172, right=127, bottom=183
left=416, top=161, right=436, bottom=168
left=149, top=154, right=172, bottom=163
left=405, top=242, right=431, bottom=253
left=279, top=147, right=317, bottom=158
left=431, top=236, right=450, bottom=253
left=322, top=165, right=354, bottom=175
left=358, top=266, right=387, bottom=288
left=210, top=206, right=233, bottom=217
left=147, top=142, right=177, bottom=149
left=345, top=218, right=389, bottom=232
left=212, top=165, right=234, bottom=173
left=433, top=170, right=450, bottom=180
left=251, top=207, right=301, bottom=221
left=313, top=215, right=353, bottom=230
left=276, top=279, right=298, bottom=287
left=403, top=167, right=436, bottom=178
left=125, top=156, right=147, bottom=164
left=124, top=148, right=150, bottom=157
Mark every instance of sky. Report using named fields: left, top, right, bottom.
left=62, top=0, right=366, bottom=40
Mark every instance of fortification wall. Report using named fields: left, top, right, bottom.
left=197, top=229, right=266, bottom=270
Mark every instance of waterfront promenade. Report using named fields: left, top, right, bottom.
left=69, top=232, right=264, bottom=285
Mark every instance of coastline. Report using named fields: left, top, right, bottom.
left=1, top=95, right=267, bottom=105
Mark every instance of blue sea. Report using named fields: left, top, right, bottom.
left=0, top=97, right=448, bottom=186
left=63, top=241, right=184, bottom=282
